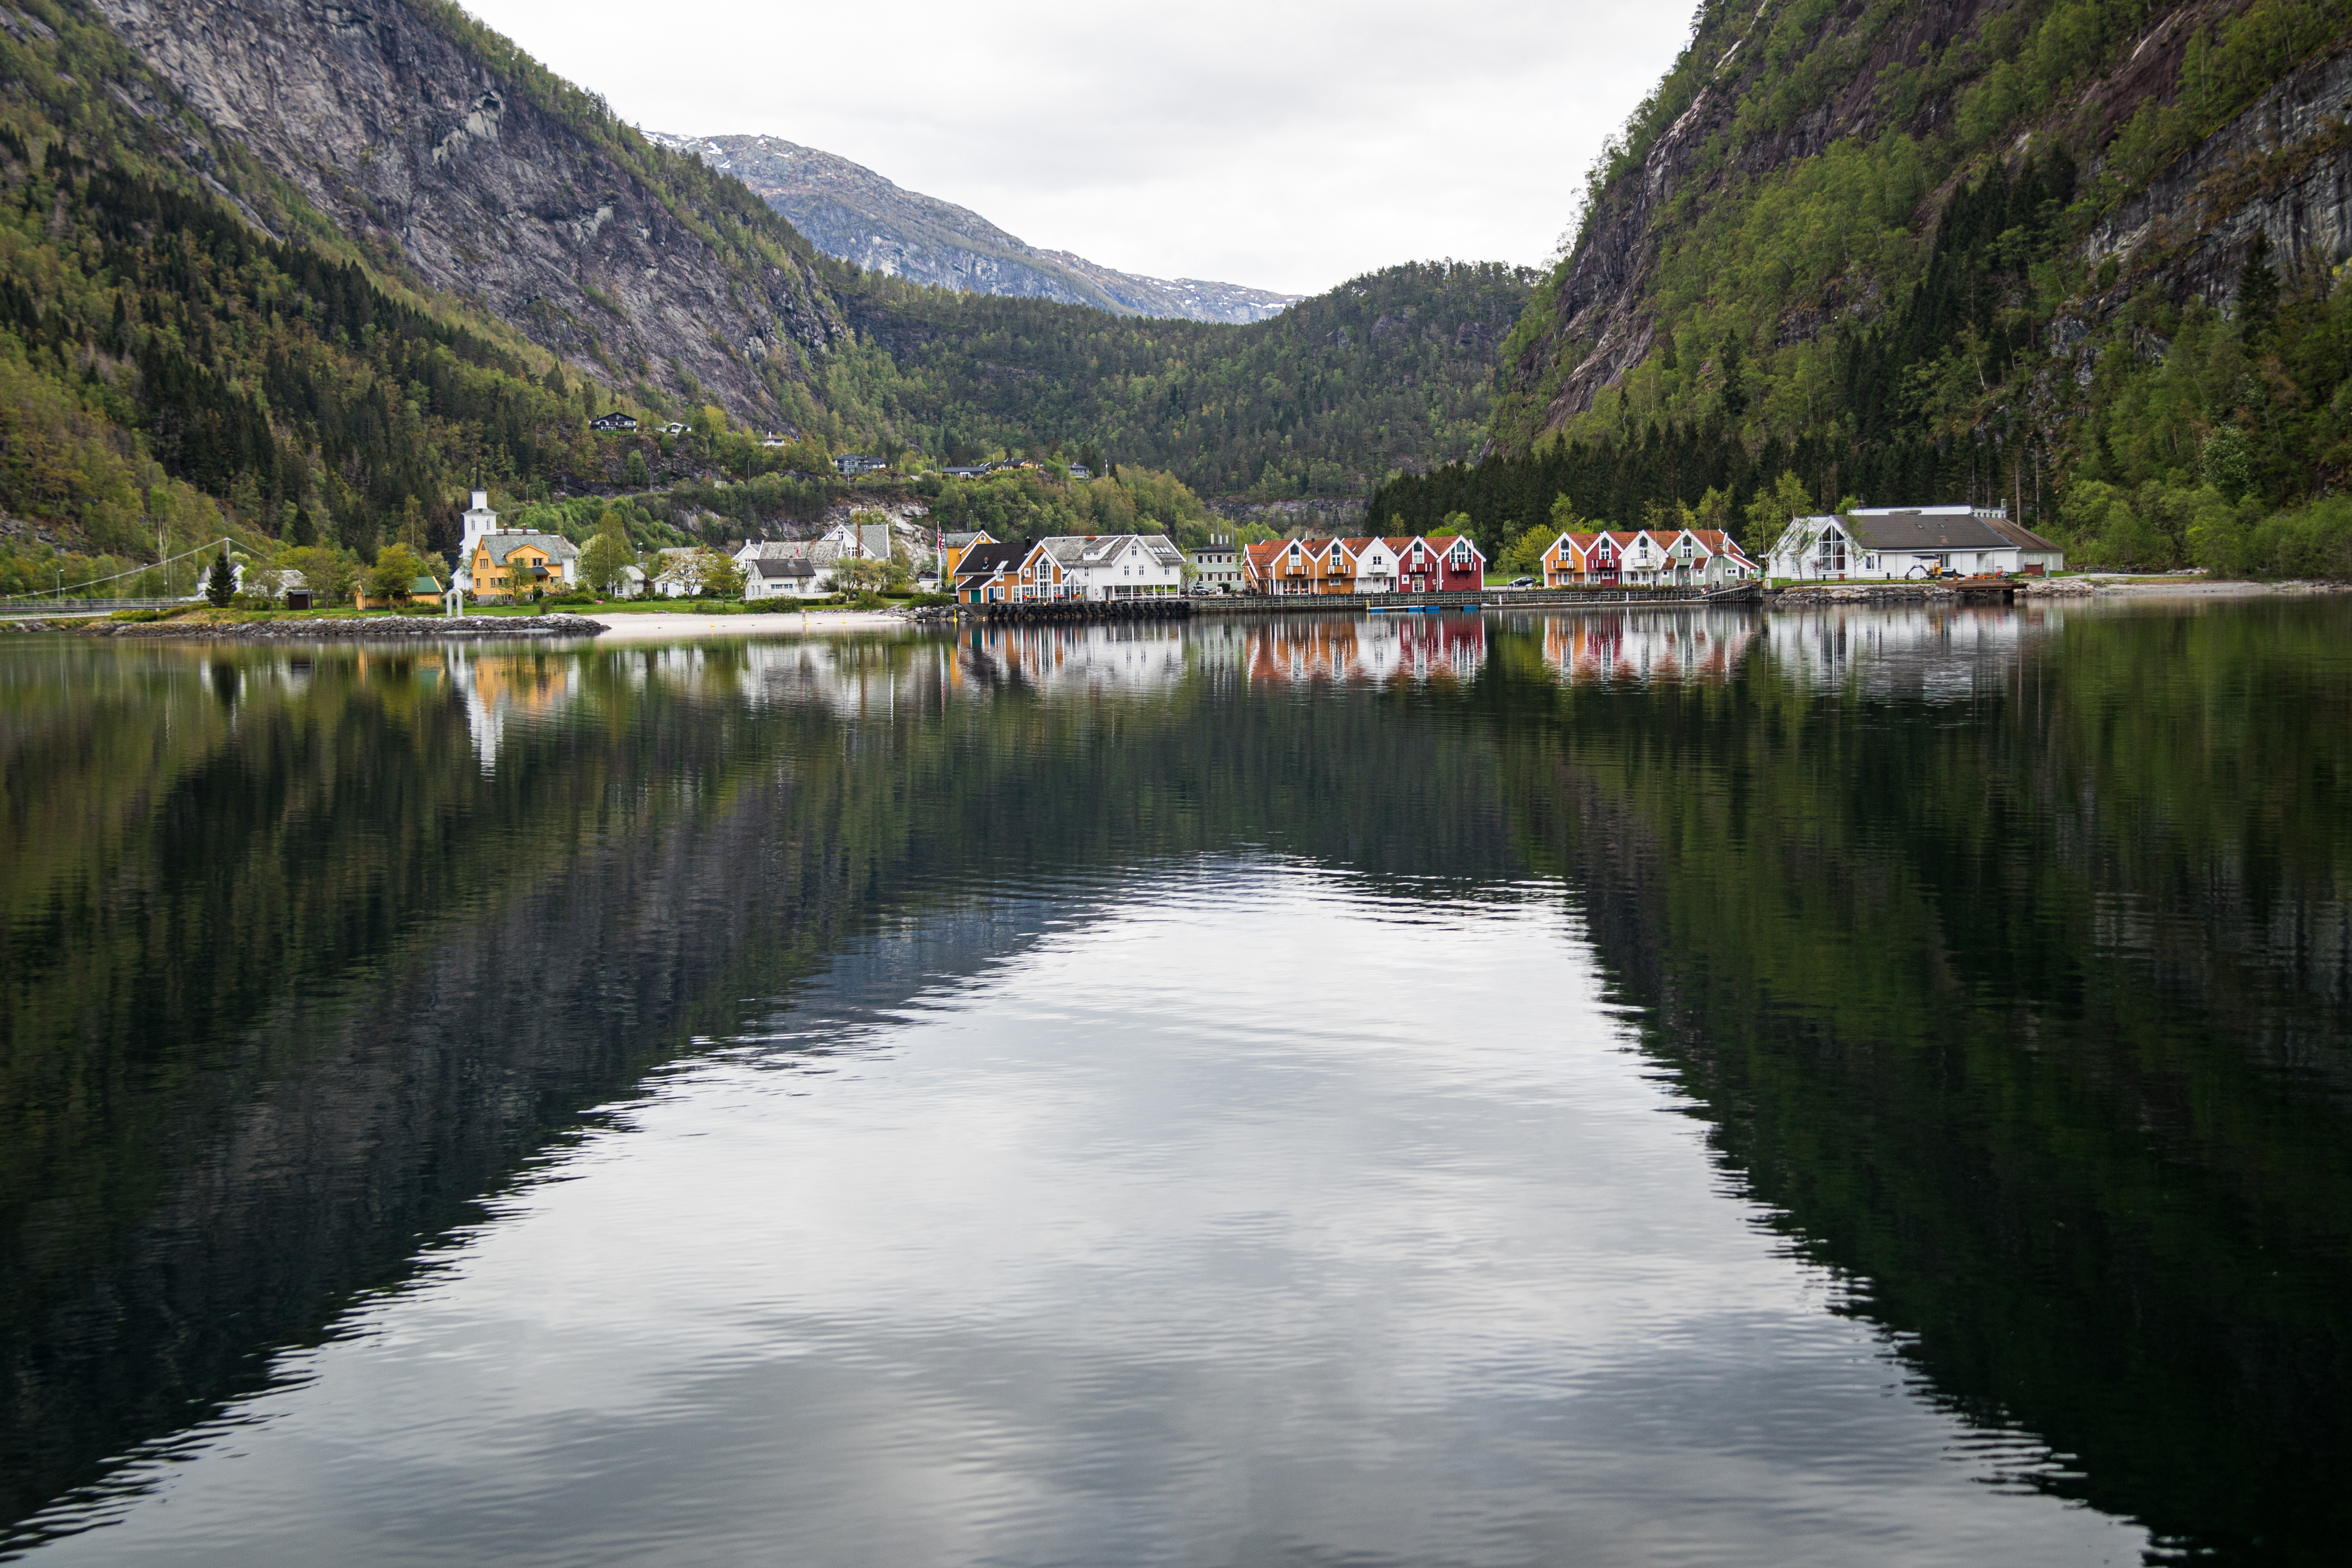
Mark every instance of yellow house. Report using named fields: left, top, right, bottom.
left=355, top=574, right=447, bottom=610
left=469, top=532, right=579, bottom=601
left=939, top=529, right=996, bottom=581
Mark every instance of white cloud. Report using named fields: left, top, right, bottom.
left=459, top=0, right=1695, bottom=295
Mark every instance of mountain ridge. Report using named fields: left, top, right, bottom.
left=1372, top=0, right=2352, bottom=579
left=659, top=132, right=1300, bottom=325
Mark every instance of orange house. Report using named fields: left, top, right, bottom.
left=1245, top=536, right=1357, bottom=595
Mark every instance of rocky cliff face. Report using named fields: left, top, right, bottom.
left=91, top=0, right=845, bottom=423
left=668, top=132, right=1300, bottom=325
left=2087, top=41, right=2352, bottom=309
left=1499, top=0, right=2345, bottom=448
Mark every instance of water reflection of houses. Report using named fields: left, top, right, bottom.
left=1538, top=611, right=1761, bottom=686
left=955, top=621, right=1191, bottom=695
left=452, top=649, right=583, bottom=772
left=1764, top=604, right=2059, bottom=699
left=1241, top=614, right=1487, bottom=687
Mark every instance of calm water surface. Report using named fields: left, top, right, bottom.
left=2, top=602, right=2347, bottom=1565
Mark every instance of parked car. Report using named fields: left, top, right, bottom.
left=1508, top=576, right=1537, bottom=588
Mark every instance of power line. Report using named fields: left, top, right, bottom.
left=0, top=536, right=237, bottom=602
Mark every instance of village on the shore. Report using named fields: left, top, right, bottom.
left=303, top=487, right=2066, bottom=617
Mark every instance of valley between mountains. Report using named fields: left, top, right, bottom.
left=6, top=0, right=2352, bottom=594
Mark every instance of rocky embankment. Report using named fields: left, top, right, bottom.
left=1773, top=580, right=2095, bottom=606
left=54, top=614, right=606, bottom=640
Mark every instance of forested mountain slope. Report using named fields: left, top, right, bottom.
left=667, top=134, right=1299, bottom=325
left=833, top=260, right=1534, bottom=501
left=1377, top=0, right=2352, bottom=576
left=0, top=0, right=1524, bottom=596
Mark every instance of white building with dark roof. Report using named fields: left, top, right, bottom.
left=1767, top=506, right=2064, bottom=582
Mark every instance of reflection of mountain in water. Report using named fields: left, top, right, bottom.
left=1498, top=599, right=2352, bottom=1563
left=5, top=604, right=2351, bottom=1560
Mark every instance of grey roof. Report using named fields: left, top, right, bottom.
left=1836, top=509, right=2014, bottom=553
left=858, top=522, right=893, bottom=559
left=1035, top=533, right=1181, bottom=567
left=483, top=531, right=580, bottom=564
left=941, top=530, right=988, bottom=546
left=1980, top=514, right=2064, bottom=555
left=755, top=558, right=817, bottom=579
left=956, top=541, right=1024, bottom=579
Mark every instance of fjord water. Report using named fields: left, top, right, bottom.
left=2, top=605, right=2346, bottom=1565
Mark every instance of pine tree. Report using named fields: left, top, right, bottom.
left=204, top=548, right=236, bottom=607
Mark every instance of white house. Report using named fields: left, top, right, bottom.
left=1333, top=535, right=1400, bottom=593
left=736, top=538, right=848, bottom=595
left=1768, top=506, right=2065, bottom=581
left=814, top=518, right=897, bottom=562
left=1186, top=533, right=1246, bottom=594
left=1008, top=534, right=1186, bottom=600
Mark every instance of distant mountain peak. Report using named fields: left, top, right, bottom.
left=650, top=132, right=1301, bottom=325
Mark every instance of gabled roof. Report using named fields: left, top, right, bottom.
left=481, top=532, right=579, bottom=564
left=956, top=541, right=1025, bottom=578
left=1980, top=514, right=2063, bottom=554
left=1835, top=508, right=2015, bottom=553
left=754, top=558, right=816, bottom=579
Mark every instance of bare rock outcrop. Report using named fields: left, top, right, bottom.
left=91, top=0, right=845, bottom=422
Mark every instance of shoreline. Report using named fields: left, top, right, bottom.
left=6, top=577, right=2346, bottom=644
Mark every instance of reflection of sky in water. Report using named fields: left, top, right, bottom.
left=31, top=869, right=2144, bottom=1567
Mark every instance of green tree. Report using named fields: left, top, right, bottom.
left=1499, top=522, right=1559, bottom=573
left=203, top=548, right=236, bottom=607
left=1744, top=471, right=1815, bottom=555
left=275, top=545, right=358, bottom=609
left=696, top=548, right=746, bottom=601
left=366, top=544, right=426, bottom=608
left=579, top=532, right=636, bottom=598
left=624, top=450, right=652, bottom=488
left=396, top=496, right=432, bottom=555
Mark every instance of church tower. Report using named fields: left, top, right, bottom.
left=458, top=490, right=498, bottom=592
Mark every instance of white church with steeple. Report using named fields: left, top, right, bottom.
left=453, top=489, right=580, bottom=600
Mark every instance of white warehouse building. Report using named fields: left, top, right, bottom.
left=1768, top=506, right=2064, bottom=582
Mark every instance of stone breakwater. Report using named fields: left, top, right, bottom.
left=64, top=615, right=606, bottom=640
left=1773, top=580, right=2095, bottom=606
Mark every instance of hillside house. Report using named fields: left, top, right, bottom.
left=834, top=453, right=887, bottom=476
left=590, top=412, right=638, bottom=432
left=1767, top=506, right=2064, bottom=581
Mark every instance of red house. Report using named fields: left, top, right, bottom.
left=1384, top=534, right=1485, bottom=593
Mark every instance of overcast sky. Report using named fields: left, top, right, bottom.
left=460, top=0, right=1695, bottom=298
